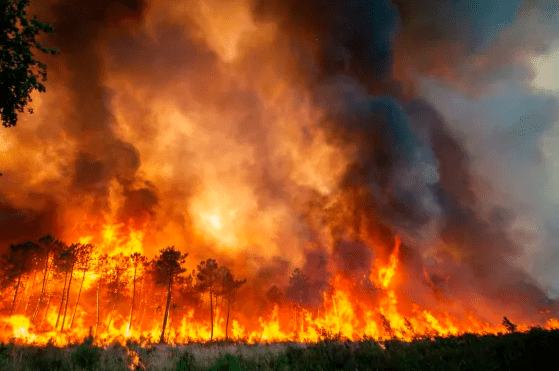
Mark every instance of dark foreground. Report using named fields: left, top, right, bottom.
left=1, top=328, right=557, bottom=370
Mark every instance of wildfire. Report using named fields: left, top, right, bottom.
left=372, top=236, right=401, bottom=290
left=0, top=230, right=555, bottom=347
left=1, top=0, right=558, bottom=353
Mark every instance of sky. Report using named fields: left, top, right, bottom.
left=415, top=1, right=559, bottom=297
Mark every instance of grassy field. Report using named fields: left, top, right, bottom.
left=0, top=328, right=557, bottom=370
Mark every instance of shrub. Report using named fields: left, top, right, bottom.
left=208, top=354, right=245, bottom=371
left=28, top=346, right=69, bottom=371
left=0, top=343, right=11, bottom=367
left=70, top=335, right=102, bottom=371
left=0, top=352, right=6, bottom=369
left=176, top=350, right=196, bottom=371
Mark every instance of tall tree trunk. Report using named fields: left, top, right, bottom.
left=140, top=279, right=153, bottom=332
left=218, top=294, right=223, bottom=331
left=70, top=268, right=87, bottom=329
left=138, top=296, right=147, bottom=331
left=127, top=265, right=137, bottom=332
left=95, top=279, right=101, bottom=338
left=40, top=293, right=52, bottom=330
left=210, top=286, right=214, bottom=341
left=138, top=278, right=147, bottom=331
left=159, top=275, right=173, bottom=344
left=10, top=270, right=23, bottom=315
left=61, top=259, right=76, bottom=331
left=14, top=278, right=27, bottom=313
left=226, top=295, right=231, bottom=341
left=105, top=302, right=116, bottom=335
left=168, top=304, right=174, bottom=338
left=32, top=253, right=50, bottom=322
left=24, top=271, right=37, bottom=314
left=55, top=269, right=69, bottom=330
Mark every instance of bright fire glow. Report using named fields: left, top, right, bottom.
left=1, top=0, right=557, bottom=350
left=0, top=233, right=556, bottom=347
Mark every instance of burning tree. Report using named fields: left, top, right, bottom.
left=104, top=253, right=132, bottom=332
left=31, top=235, right=63, bottom=323
left=0, top=241, right=39, bottom=315
left=153, top=246, right=188, bottom=344
left=196, top=258, right=219, bottom=341
left=286, top=268, right=311, bottom=335
left=266, top=285, right=285, bottom=308
left=503, top=317, right=517, bottom=333
left=287, top=268, right=310, bottom=306
left=69, top=243, right=96, bottom=329
left=217, top=266, right=246, bottom=341
left=93, top=254, right=109, bottom=338
left=176, top=271, right=202, bottom=313
left=127, top=252, right=147, bottom=332
left=54, top=243, right=78, bottom=332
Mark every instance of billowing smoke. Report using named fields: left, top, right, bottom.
left=2, top=0, right=559, bottom=326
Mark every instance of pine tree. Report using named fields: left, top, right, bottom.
left=0, top=241, right=39, bottom=315
left=104, top=253, right=131, bottom=332
left=217, top=266, right=246, bottom=341
left=286, top=268, right=310, bottom=334
left=93, top=254, right=109, bottom=338
left=31, top=235, right=62, bottom=323
left=153, top=246, right=188, bottom=344
left=69, top=243, right=96, bottom=329
left=196, top=258, right=219, bottom=341
left=127, top=252, right=147, bottom=332
left=54, top=244, right=77, bottom=331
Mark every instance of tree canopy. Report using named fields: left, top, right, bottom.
left=1, top=0, right=58, bottom=127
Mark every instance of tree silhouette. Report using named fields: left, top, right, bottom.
left=287, top=268, right=310, bottom=306
left=21, top=259, right=37, bottom=314
left=0, top=241, right=39, bottom=315
left=54, top=243, right=77, bottom=331
left=286, top=268, right=310, bottom=333
left=217, top=266, right=246, bottom=341
left=104, top=253, right=131, bottom=332
left=93, top=254, right=109, bottom=338
left=153, top=246, right=188, bottom=344
left=503, top=316, right=517, bottom=333
left=1, top=0, right=58, bottom=127
left=137, top=259, right=155, bottom=331
left=266, top=284, right=284, bottom=307
left=177, top=270, right=202, bottom=310
left=127, top=252, right=147, bottom=332
left=20, top=243, right=42, bottom=314
left=31, top=235, right=63, bottom=323
left=69, top=243, right=96, bottom=329
left=196, top=258, right=219, bottom=341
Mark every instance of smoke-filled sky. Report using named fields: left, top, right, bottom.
left=2, top=0, right=559, bottom=322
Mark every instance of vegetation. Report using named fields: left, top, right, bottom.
left=2, top=234, right=554, bottom=371
left=216, top=266, right=246, bottom=342
left=196, top=258, right=220, bottom=342
left=1, top=0, right=58, bottom=127
left=0, top=235, right=251, bottom=344
left=153, top=246, right=188, bottom=344
left=0, top=328, right=557, bottom=370
left=70, top=333, right=102, bottom=371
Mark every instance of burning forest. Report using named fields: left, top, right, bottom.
left=3, top=0, right=559, bottom=350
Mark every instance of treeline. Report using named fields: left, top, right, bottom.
left=0, top=235, right=255, bottom=343
left=0, top=235, right=322, bottom=343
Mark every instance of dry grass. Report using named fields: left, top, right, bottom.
left=2, top=329, right=559, bottom=370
